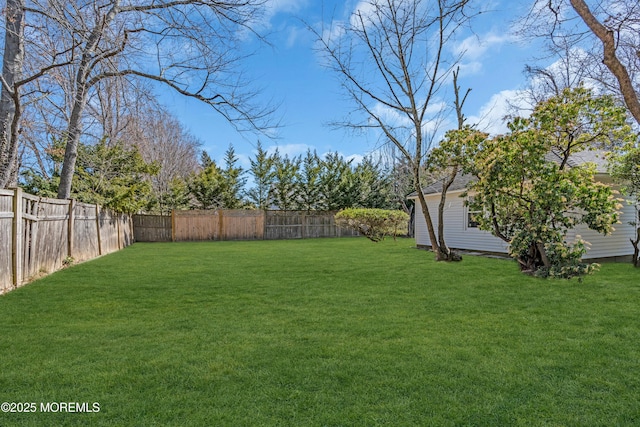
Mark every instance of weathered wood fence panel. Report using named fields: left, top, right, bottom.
left=0, top=190, right=15, bottom=291
left=99, top=210, right=133, bottom=253
left=219, top=210, right=264, bottom=241
left=1, top=188, right=132, bottom=294
left=172, top=210, right=220, bottom=241
left=264, top=211, right=304, bottom=240
left=133, top=215, right=172, bottom=242
left=73, top=201, right=100, bottom=263
left=133, top=210, right=358, bottom=242
left=264, top=211, right=359, bottom=239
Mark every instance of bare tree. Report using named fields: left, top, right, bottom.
left=128, top=108, right=202, bottom=214
left=428, top=68, right=473, bottom=261
left=313, top=0, right=475, bottom=260
left=48, top=0, right=276, bottom=199
left=0, top=0, right=25, bottom=187
left=522, top=0, right=640, bottom=125
left=0, top=0, right=76, bottom=187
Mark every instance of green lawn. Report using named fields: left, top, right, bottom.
left=0, top=238, right=639, bottom=426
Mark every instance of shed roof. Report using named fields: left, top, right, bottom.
left=409, top=149, right=611, bottom=198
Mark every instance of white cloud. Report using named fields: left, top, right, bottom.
left=285, top=26, right=303, bottom=48
left=453, top=32, right=514, bottom=76
left=236, top=153, right=252, bottom=170
left=370, top=103, right=412, bottom=128
left=454, top=33, right=512, bottom=60
left=262, top=0, right=308, bottom=28
left=320, top=19, right=347, bottom=46
left=240, top=0, right=308, bottom=40
left=467, top=89, right=529, bottom=135
left=350, top=1, right=378, bottom=28
left=267, top=143, right=313, bottom=158
left=345, top=153, right=364, bottom=164
left=318, top=150, right=364, bottom=165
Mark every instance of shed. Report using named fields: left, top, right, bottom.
left=409, top=151, right=637, bottom=261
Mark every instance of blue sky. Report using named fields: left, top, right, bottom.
left=162, top=0, right=544, bottom=169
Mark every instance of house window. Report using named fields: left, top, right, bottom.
left=466, top=196, right=480, bottom=229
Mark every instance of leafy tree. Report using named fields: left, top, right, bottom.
left=247, top=141, right=276, bottom=210
left=429, top=126, right=487, bottom=259
left=151, top=178, right=191, bottom=215
left=221, top=144, right=246, bottom=209
left=335, top=208, right=409, bottom=242
left=610, top=147, right=640, bottom=266
left=73, top=140, right=159, bottom=213
left=270, top=151, right=300, bottom=212
left=296, top=149, right=323, bottom=212
left=466, top=87, right=635, bottom=278
left=22, top=138, right=159, bottom=213
left=200, top=151, right=214, bottom=169
left=188, top=161, right=227, bottom=210
left=354, top=156, right=393, bottom=209
left=20, top=139, right=155, bottom=212
left=319, top=152, right=357, bottom=211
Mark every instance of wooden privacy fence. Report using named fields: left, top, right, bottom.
left=133, top=210, right=359, bottom=242
left=1, top=188, right=133, bottom=294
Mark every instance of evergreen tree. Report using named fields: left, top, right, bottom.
left=221, top=144, right=246, bottom=208
left=355, top=156, right=393, bottom=209
left=296, top=149, right=323, bottom=211
left=247, top=141, right=275, bottom=210
left=319, top=152, right=355, bottom=210
left=270, top=151, right=300, bottom=212
left=200, top=150, right=214, bottom=168
left=188, top=161, right=226, bottom=210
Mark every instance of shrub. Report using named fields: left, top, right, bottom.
left=335, top=208, right=409, bottom=242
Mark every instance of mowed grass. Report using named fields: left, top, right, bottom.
left=0, top=238, right=639, bottom=426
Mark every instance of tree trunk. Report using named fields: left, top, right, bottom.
left=569, top=0, right=640, bottom=126
left=0, top=0, right=25, bottom=188
left=437, top=167, right=462, bottom=261
left=413, top=165, right=449, bottom=261
left=632, top=227, right=640, bottom=268
left=57, top=87, right=89, bottom=199
left=57, top=1, right=121, bottom=199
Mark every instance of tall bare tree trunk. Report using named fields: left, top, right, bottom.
left=437, top=167, right=459, bottom=259
left=57, top=2, right=121, bottom=199
left=413, top=166, right=448, bottom=261
left=0, top=0, right=25, bottom=188
left=569, top=0, right=640, bottom=126
left=57, top=81, right=91, bottom=199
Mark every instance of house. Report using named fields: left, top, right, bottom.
left=409, top=151, right=637, bottom=262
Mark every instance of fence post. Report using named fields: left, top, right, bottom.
left=11, top=188, right=23, bottom=289
left=95, top=204, right=103, bottom=255
left=117, top=213, right=122, bottom=249
left=171, top=210, right=176, bottom=242
left=218, top=210, right=224, bottom=241
left=128, top=214, right=134, bottom=245
left=67, top=199, right=75, bottom=258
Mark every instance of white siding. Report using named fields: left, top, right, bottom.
left=413, top=189, right=636, bottom=259
left=414, top=190, right=509, bottom=254
left=566, top=200, right=636, bottom=259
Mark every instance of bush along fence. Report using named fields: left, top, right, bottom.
left=133, top=210, right=360, bottom=242
left=1, top=188, right=133, bottom=294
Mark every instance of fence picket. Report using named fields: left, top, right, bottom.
left=0, top=189, right=132, bottom=294
left=133, top=210, right=359, bottom=242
